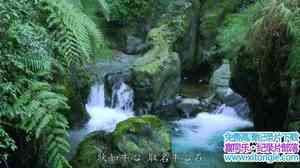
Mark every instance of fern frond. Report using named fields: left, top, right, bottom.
left=42, top=0, right=110, bottom=67
left=46, top=113, right=71, bottom=168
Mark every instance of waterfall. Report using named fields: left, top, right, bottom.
left=85, top=83, right=134, bottom=132
left=111, top=82, right=134, bottom=112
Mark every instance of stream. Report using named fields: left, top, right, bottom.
left=172, top=106, right=254, bottom=168
left=69, top=82, right=255, bottom=167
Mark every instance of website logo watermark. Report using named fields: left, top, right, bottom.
left=223, top=132, right=300, bottom=163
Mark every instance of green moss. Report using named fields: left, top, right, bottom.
left=72, top=131, right=112, bottom=168
left=133, top=46, right=170, bottom=75
left=200, top=0, right=244, bottom=44
left=113, top=115, right=163, bottom=141
left=105, top=0, right=155, bottom=22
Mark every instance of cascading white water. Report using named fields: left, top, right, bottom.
left=172, top=103, right=254, bottom=168
left=173, top=104, right=253, bottom=152
left=68, top=83, right=134, bottom=159
left=85, top=83, right=134, bottom=133
left=111, top=82, right=134, bottom=112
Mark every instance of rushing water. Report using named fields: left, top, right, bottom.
left=69, top=83, right=134, bottom=158
left=69, top=81, right=254, bottom=167
left=85, top=83, right=134, bottom=132
left=172, top=105, right=254, bottom=168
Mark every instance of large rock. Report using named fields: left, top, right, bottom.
left=176, top=98, right=202, bottom=118
left=129, top=32, right=181, bottom=114
left=72, top=115, right=173, bottom=168
left=210, top=62, right=231, bottom=100
left=210, top=61, right=250, bottom=118
left=71, top=131, right=113, bottom=168
left=112, top=115, right=172, bottom=168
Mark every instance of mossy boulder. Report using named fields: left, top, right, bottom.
left=72, top=131, right=113, bottom=168
left=112, top=115, right=172, bottom=168
left=129, top=29, right=181, bottom=114
left=72, top=115, right=173, bottom=168
left=113, top=115, right=171, bottom=151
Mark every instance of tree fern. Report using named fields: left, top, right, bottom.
left=42, top=0, right=110, bottom=67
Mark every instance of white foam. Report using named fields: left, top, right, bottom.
left=173, top=105, right=253, bottom=152
left=85, top=83, right=134, bottom=133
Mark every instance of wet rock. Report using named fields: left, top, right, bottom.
left=72, top=115, right=173, bottom=168
left=129, top=40, right=181, bottom=114
left=125, top=35, right=149, bottom=55
left=209, top=61, right=251, bottom=118
left=104, top=71, right=132, bottom=106
left=210, top=62, right=231, bottom=101
left=176, top=98, right=202, bottom=118
left=153, top=99, right=182, bottom=120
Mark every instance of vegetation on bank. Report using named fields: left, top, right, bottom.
left=2, top=0, right=300, bottom=167
left=218, top=0, right=300, bottom=78
left=0, top=0, right=111, bottom=167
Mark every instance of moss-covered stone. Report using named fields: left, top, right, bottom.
left=129, top=29, right=181, bottom=114
left=113, top=115, right=167, bottom=147
left=72, top=115, right=173, bottom=168
left=113, top=115, right=172, bottom=168
left=72, top=131, right=113, bottom=168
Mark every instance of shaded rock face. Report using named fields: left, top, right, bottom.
left=210, top=62, right=231, bottom=100
left=178, top=0, right=243, bottom=78
left=125, top=35, right=150, bottom=55
left=65, top=65, right=92, bottom=127
left=129, top=45, right=181, bottom=114
left=176, top=98, right=202, bottom=118
left=104, top=71, right=132, bottom=106
left=210, top=62, right=250, bottom=118
left=72, top=115, right=173, bottom=168
left=230, top=10, right=292, bottom=131
left=231, top=55, right=291, bottom=131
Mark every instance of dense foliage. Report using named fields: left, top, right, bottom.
left=104, top=0, right=155, bottom=22
left=0, top=0, right=110, bottom=167
left=218, top=0, right=300, bottom=79
left=2, top=0, right=300, bottom=167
